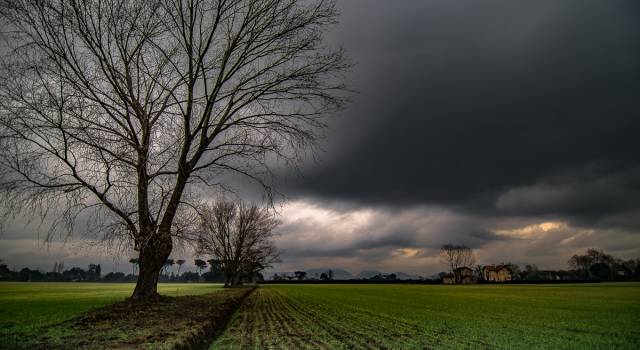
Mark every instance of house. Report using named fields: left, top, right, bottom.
left=442, top=273, right=456, bottom=284
left=442, top=267, right=475, bottom=284
left=454, top=267, right=475, bottom=284
left=483, top=265, right=513, bottom=282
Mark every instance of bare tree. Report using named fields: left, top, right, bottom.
left=163, top=258, right=175, bottom=277
left=294, top=270, right=306, bottom=280
left=0, top=0, right=349, bottom=301
left=129, top=258, right=139, bottom=275
left=439, top=244, right=475, bottom=282
left=175, top=259, right=186, bottom=276
left=194, top=259, right=207, bottom=276
left=196, top=199, right=279, bottom=287
left=473, top=264, right=484, bottom=281
left=568, top=248, right=615, bottom=279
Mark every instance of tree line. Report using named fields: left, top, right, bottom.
left=4, top=246, right=638, bottom=284
left=272, top=269, right=338, bottom=281
left=0, top=257, right=263, bottom=283
left=0, top=198, right=280, bottom=286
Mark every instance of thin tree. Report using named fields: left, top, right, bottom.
left=129, top=258, right=140, bottom=276
left=473, top=264, right=484, bottom=282
left=164, top=258, right=175, bottom=277
left=196, top=199, right=279, bottom=287
left=194, top=259, right=207, bottom=276
left=0, top=0, right=349, bottom=301
left=294, top=271, right=306, bottom=280
left=175, top=259, right=186, bottom=276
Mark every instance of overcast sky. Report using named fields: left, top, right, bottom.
left=2, top=0, right=640, bottom=276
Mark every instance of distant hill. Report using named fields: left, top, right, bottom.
left=356, top=270, right=383, bottom=279
left=357, top=270, right=423, bottom=280
left=265, top=268, right=354, bottom=280
left=392, top=272, right=423, bottom=280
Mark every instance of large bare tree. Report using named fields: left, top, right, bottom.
left=196, top=199, right=279, bottom=286
left=0, top=0, right=348, bottom=301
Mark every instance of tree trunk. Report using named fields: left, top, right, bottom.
left=232, top=274, right=241, bottom=287
left=224, top=273, right=233, bottom=287
left=131, top=233, right=172, bottom=302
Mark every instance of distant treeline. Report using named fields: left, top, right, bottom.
left=261, top=279, right=612, bottom=285
left=268, top=249, right=640, bottom=284
left=0, top=258, right=263, bottom=283
left=2, top=248, right=638, bottom=284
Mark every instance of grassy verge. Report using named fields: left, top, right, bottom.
left=213, top=283, right=640, bottom=349
left=0, top=282, right=223, bottom=349
left=33, top=287, right=253, bottom=350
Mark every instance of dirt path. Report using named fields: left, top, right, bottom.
left=26, top=287, right=255, bottom=350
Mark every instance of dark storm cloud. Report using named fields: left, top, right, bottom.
left=274, top=204, right=505, bottom=261
left=281, top=0, right=640, bottom=227
left=3, top=1, right=640, bottom=275
left=496, top=166, right=640, bottom=228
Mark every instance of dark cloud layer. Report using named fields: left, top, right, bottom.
left=3, top=1, right=640, bottom=274
left=281, top=0, right=640, bottom=230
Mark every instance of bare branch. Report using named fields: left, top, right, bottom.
left=0, top=0, right=349, bottom=301
left=196, top=198, right=280, bottom=286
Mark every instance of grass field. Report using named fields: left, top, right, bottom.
left=213, top=283, right=640, bottom=349
left=0, top=282, right=222, bottom=348
left=2, top=282, right=639, bottom=349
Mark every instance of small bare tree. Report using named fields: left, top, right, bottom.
left=194, top=259, right=207, bottom=276
left=175, top=259, right=186, bottom=276
left=439, top=244, right=475, bottom=282
left=0, top=0, right=349, bottom=301
left=196, top=199, right=279, bottom=287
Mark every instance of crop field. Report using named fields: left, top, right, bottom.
left=213, top=283, right=640, bottom=349
left=0, top=282, right=222, bottom=348
left=2, top=282, right=639, bottom=349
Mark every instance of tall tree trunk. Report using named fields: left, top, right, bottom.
left=131, top=232, right=172, bottom=302
left=224, top=272, right=233, bottom=287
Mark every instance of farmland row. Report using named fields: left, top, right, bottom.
left=213, top=286, right=500, bottom=349
left=212, top=284, right=640, bottom=349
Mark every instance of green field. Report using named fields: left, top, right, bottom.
left=214, top=283, right=640, bottom=349
left=1, top=282, right=639, bottom=349
left=0, top=282, right=222, bottom=347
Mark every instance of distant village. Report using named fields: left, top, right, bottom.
left=433, top=247, right=640, bottom=285
left=1, top=248, right=639, bottom=284
left=271, top=247, right=640, bottom=284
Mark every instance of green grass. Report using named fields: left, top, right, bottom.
left=0, top=282, right=222, bottom=348
left=213, top=283, right=640, bottom=349
left=3, top=282, right=639, bottom=349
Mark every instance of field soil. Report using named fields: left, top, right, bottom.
left=14, top=287, right=254, bottom=350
